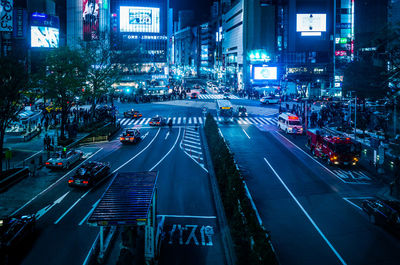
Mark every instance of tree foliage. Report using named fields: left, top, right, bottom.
left=0, top=57, right=29, bottom=172
left=38, top=47, right=87, bottom=140
left=81, top=39, right=121, bottom=120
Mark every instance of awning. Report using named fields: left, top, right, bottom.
left=88, top=171, right=158, bottom=227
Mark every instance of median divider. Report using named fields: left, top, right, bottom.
left=203, top=113, right=278, bottom=265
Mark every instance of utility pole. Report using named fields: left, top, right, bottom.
left=349, top=91, right=352, bottom=127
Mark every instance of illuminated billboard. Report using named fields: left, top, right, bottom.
left=120, top=6, right=160, bottom=33
left=83, top=0, right=99, bottom=41
left=296, top=14, right=326, bottom=36
left=253, top=66, right=277, bottom=80
left=31, top=26, right=59, bottom=48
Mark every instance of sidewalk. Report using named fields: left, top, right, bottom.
left=3, top=127, right=88, bottom=170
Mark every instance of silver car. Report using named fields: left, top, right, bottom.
left=45, top=149, right=83, bottom=169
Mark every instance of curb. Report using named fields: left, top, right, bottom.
left=200, top=127, right=236, bottom=265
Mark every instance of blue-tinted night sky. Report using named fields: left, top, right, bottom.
left=171, top=0, right=215, bottom=20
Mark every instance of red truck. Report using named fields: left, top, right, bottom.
left=307, top=128, right=361, bottom=166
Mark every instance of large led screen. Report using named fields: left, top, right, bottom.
left=31, top=26, right=59, bottom=48
left=83, top=0, right=99, bottom=41
left=253, top=66, right=277, bottom=80
left=296, top=14, right=326, bottom=33
left=120, top=6, right=160, bottom=33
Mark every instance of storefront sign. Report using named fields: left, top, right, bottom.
left=0, top=0, right=13, bottom=31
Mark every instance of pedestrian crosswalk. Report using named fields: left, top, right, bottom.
left=117, top=116, right=278, bottom=127
left=197, top=94, right=240, bottom=100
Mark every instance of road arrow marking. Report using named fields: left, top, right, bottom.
left=165, top=131, right=170, bottom=140
left=35, top=191, right=70, bottom=220
left=79, top=199, right=101, bottom=226
left=142, top=131, right=149, bottom=140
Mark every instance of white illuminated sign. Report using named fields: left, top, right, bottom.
left=296, top=14, right=326, bottom=35
left=120, top=6, right=160, bottom=33
left=31, top=26, right=59, bottom=48
left=253, top=66, right=277, bottom=80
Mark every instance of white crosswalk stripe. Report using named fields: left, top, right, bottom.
left=118, top=116, right=278, bottom=127
left=198, top=94, right=240, bottom=100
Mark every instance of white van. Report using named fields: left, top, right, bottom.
left=277, top=112, right=303, bottom=134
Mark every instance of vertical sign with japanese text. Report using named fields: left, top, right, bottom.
left=0, top=0, right=13, bottom=31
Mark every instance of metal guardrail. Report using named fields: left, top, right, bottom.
left=0, top=167, right=29, bottom=192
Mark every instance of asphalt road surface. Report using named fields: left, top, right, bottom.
left=220, top=121, right=400, bottom=265
left=5, top=102, right=227, bottom=265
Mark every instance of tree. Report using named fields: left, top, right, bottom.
left=0, top=57, right=29, bottom=172
left=81, top=39, right=122, bottom=122
left=39, top=47, right=87, bottom=141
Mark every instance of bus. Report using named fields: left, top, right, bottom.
left=216, top=99, right=234, bottom=123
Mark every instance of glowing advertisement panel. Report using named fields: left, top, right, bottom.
left=253, top=66, right=277, bottom=80
left=120, top=6, right=160, bottom=33
left=31, top=26, right=59, bottom=48
left=296, top=14, right=326, bottom=33
left=83, top=0, right=99, bottom=41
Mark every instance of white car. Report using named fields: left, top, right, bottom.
left=45, top=149, right=83, bottom=169
left=260, top=96, right=280, bottom=104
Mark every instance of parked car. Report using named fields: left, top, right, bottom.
left=0, top=215, right=36, bottom=258
left=45, top=149, right=83, bottom=169
left=68, top=161, right=110, bottom=188
left=260, top=96, right=279, bottom=104
left=123, top=109, right=142, bottom=119
left=362, top=199, right=400, bottom=235
left=149, top=116, right=166, bottom=126
left=120, top=129, right=141, bottom=144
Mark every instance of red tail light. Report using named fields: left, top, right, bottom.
left=156, top=122, right=160, bottom=124
left=83, top=181, right=89, bottom=184
left=120, top=137, right=124, bottom=140
left=57, top=162, right=63, bottom=165
left=46, top=162, right=50, bottom=165
left=130, top=137, right=134, bottom=141
left=68, top=179, right=73, bottom=183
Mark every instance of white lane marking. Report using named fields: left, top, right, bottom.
left=244, top=118, right=252, bottom=124
left=11, top=148, right=103, bottom=216
left=182, top=143, right=202, bottom=150
left=184, top=148, right=202, bottom=155
left=54, top=129, right=161, bottom=224
left=127, top=119, right=135, bottom=125
left=173, top=117, right=176, bottom=124
left=276, top=132, right=347, bottom=184
left=24, top=150, right=43, bottom=162
left=141, top=131, right=149, bottom=140
left=79, top=199, right=101, bottom=226
left=185, top=131, right=200, bottom=137
left=188, top=117, right=192, bottom=124
left=342, top=198, right=363, bottom=211
left=253, top=117, right=264, bottom=124
left=263, top=157, right=347, bottom=265
left=134, top=119, right=141, bottom=125
left=237, top=119, right=243, bottom=125
left=165, top=131, right=170, bottom=140
left=54, top=189, right=92, bottom=224
left=149, top=127, right=181, bottom=171
left=183, top=139, right=200, bottom=146
left=144, top=118, right=152, bottom=124
left=159, top=214, right=216, bottom=219
left=242, top=129, right=251, bottom=139
left=183, top=117, right=187, bottom=124
left=35, top=191, right=70, bottom=220
left=116, top=118, right=121, bottom=123
left=198, top=117, right=203, bottom=124
left=82, top=233, right=100, bottom=265
left=193, top=117, right=197, bottom=124
left=177, top=117, right=182, bottom=124
left=185, top=135, right=200, bottom=142
left=139, top=118, right=146, bottom=125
